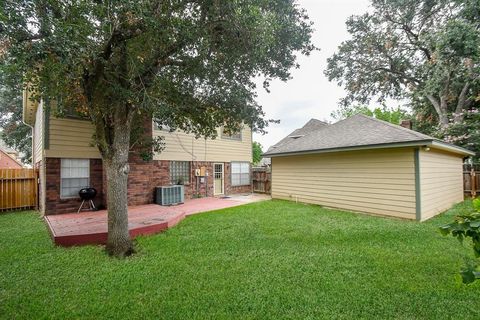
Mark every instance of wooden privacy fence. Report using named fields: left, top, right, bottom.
left=0, top=168, right=38, bottom=212
left=464, top=164, right=479, bottom=198
left=252, top=167, right=271, bottom=194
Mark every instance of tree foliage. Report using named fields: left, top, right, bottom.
left=440, top=198, right=480, bottom=284
left=439, top=105, right=480, bottom=160
left=0, top=75, right=31, bottom=163
left=325, top=0, right=480, bottom=127
left=0, top=0, right=314, bottom=256
left=331, top=104, right=411, bottom=124
left=252, top=141, right=263, bottom=165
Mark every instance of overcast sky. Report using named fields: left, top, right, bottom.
left=253, top=0, right=371, bottom=150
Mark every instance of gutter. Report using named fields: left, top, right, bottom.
left=430, top=140, right=475, bottom=156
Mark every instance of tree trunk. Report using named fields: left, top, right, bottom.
left=104, top=114, right=134, bottom=257
left=438, top=112, right=449, bottom=127
left=454, top=82, right=470, bottom=124
left=426, top=94, right=449, bottom=128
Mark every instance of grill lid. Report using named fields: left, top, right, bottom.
left=79, top=187, right=97, bottom=200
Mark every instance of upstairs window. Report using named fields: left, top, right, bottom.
left=170, top=161, right=190, bottom=184
left=221, top=127, right=242, bottom=141
left=153, top=119, right=172, bottom=132
left=60, top=159, right=89, bottom=198
left=231, top=162, right=250, bottom=186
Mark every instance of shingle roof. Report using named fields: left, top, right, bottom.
left=264, top=114, right=473, bottom=157
left=270, top=118, right=328, bottom=150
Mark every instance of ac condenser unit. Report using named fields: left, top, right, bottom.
left=155, top=185, right=185, bottom=206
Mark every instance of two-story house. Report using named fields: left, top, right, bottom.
left=23, top=92, right=253, bottom=215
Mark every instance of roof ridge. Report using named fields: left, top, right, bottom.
left=306, top=118, right=329, bottom=125
left=353, top=114, right=433, bottom=139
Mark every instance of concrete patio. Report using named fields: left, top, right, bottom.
left=44, top=194, right=270, bottom=246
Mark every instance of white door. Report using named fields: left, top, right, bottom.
left=214, top=163, right=224, bottom=195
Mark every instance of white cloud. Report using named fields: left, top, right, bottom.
left=253, top=0, right=371, bottom=150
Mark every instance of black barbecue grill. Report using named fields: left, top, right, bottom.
left=77, top=187, right=97, bottom=213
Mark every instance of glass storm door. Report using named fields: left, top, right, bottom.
left=214, top=163, right=224, bottom=195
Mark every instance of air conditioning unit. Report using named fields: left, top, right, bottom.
left=155, top=185, right=184, bottom=206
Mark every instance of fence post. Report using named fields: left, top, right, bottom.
left=472, top=169, right=477, bottom=198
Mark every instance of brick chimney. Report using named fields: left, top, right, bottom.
left=400, top=119, right=412, bottom=130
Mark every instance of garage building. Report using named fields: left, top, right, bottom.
left=263, top=114, right=474, bottom=221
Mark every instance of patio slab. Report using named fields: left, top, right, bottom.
left=44, top=196, right=265, bottom=247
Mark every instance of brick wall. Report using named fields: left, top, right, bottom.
left=126, top=159, right=215, bottom=205
left=44, top=157, right=251, bottom=215
left=224, top=162, right=252, bottom=195
left=45, top=158, right=104, bottom=215
left=185, top=162, right=215, bottom=198
left=0, top=150, right=23, bottom=169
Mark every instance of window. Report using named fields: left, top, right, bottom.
left=60, top=159, right=90, bottom=198
left=170, top=161, right=190, bottom=184
left=221, top=127, right=242, bottom=141
left=231, top=162, right=250, bottom=186
left=153, top=119, right=172, bottom=132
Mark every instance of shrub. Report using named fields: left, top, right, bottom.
left=440, top=198, right=480, bottom=284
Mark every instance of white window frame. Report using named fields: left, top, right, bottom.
left=60, top=158, right=90, bottom=199
left=152, top=119, right=172, bottom=132
left=221, top=127, right=242, bottom=141
left=231, top=161, right=250, bottom=186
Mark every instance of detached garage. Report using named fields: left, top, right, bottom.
left=264, top=114, right=475, bottom=221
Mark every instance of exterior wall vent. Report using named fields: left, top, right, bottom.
left=155, top=185, right=185, bottom=206
left=288, top=135, right=305, bottom=139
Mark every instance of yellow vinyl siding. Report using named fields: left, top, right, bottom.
left=32, top=102, right=44, bottom=164
left=271, top=148, right=417, bottom=219
left=153, top=126, right=252, bottom=162
left=45, top=118, right=251, bottom=162
left=419, top=149, right=464, bottom=221
left=46, top=117, right=101, bottom=159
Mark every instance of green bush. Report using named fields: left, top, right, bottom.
left=440, top=198, right=480, bottom=283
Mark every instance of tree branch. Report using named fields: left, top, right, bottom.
left=455, top=82, right=470, bottom=114
left=134, top=41, right=186, bottom=87
left=401, top=24, right=432, bottom=61
left=426, top=94, right=442, bottom=116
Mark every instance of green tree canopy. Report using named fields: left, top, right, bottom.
left=0, top=75, right=31, bottom=163
left=0, top=0, right=315, bottom=256
left=325, top=0, right=480, bottom=127
left=252, top=141, right=263, bottom=165
left=331, top=104, right=411, bottom=125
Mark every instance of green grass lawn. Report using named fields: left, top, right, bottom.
left=1, top=200, right=479, bottom=319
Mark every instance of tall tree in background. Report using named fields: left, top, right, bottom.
left=1, top=1, right=314, bottom=256
left=252, top=141, right=263, bottom=165
left=325, top=0, right=480, bottom=128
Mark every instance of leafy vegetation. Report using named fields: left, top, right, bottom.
left=252, top=141, right=263, bottom=165
left=0, top=1, right=315, bottom=256
left=326, top=0, right=480, bottom=158
left=326, top=0, right=480, bottom=127
left=331, top=104, right=411, bottom=124
left=1, top=200, right=479, bottom=319
left=440, top=198, right=480, bottom=284
left=0, top=75, right=31, bottom=163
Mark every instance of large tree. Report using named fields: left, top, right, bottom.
left=325, top=0, right=480, bottom=127
left=1, top=1, right=314, bottom=256
left=331, top=104, right=411, bottom=124
left=0, top=76, right=31, bottom=163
